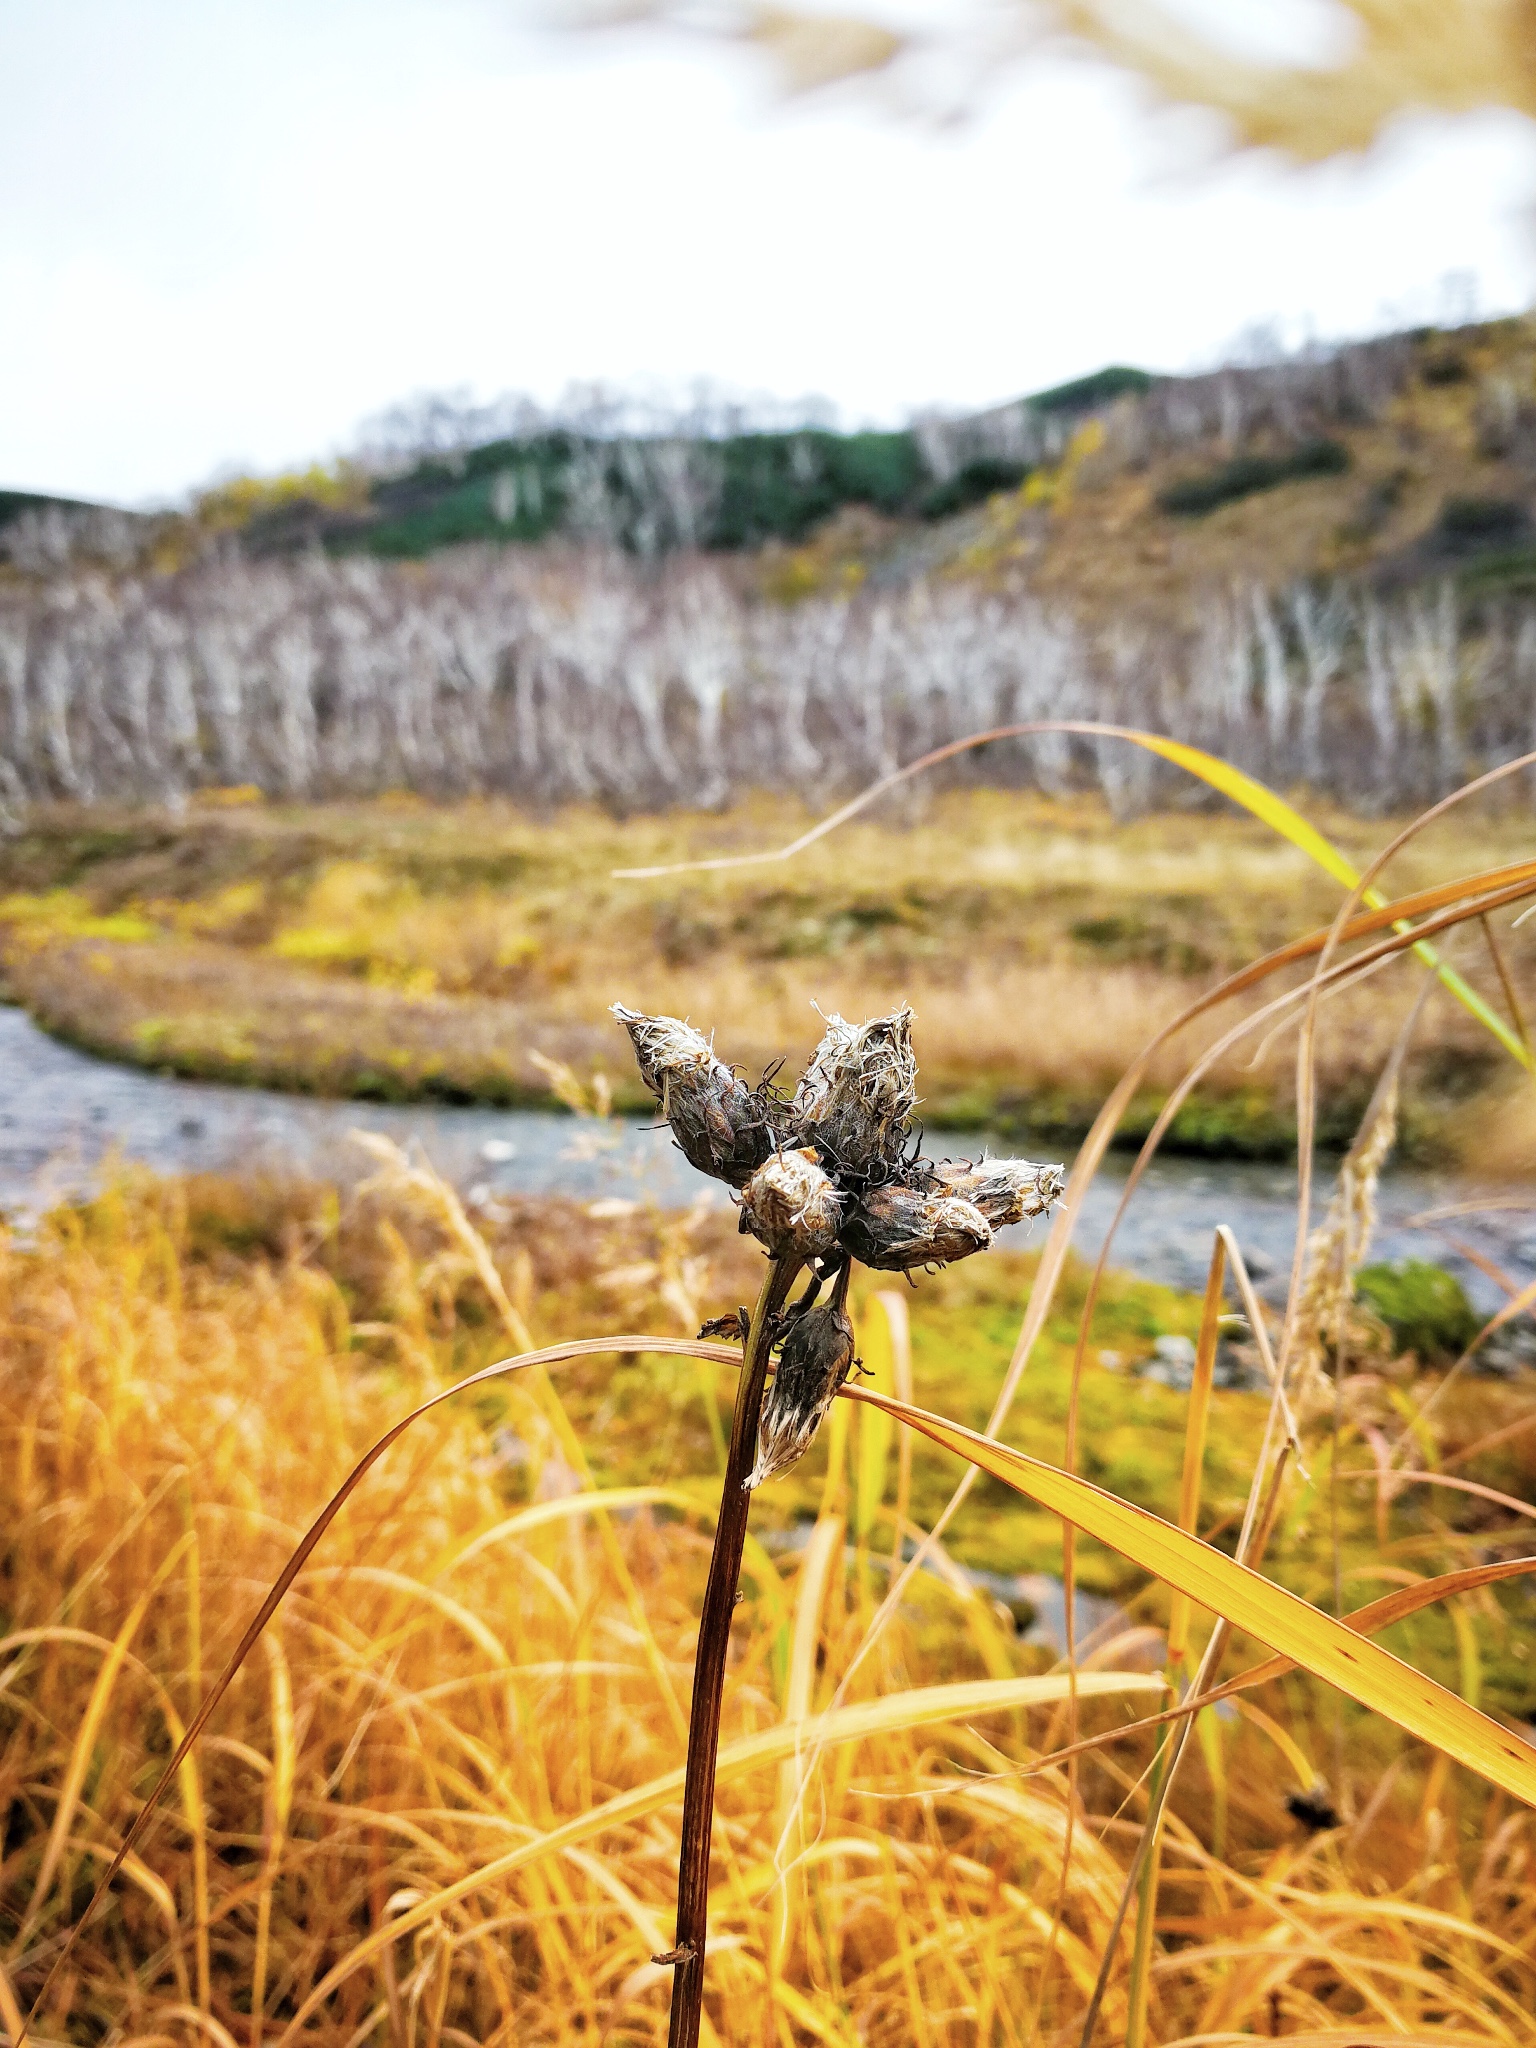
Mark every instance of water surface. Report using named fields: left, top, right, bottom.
left=3, top=1004, right=1530, bottom=1310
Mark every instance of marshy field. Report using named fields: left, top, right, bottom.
left=1, top=753, right=1535, bottom=2047
left=3, top=786, right=1535, bottom=1163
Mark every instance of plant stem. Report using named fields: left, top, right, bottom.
left=667, top=1254, right=801, bottom=2048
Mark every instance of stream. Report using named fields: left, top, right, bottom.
left=5, top=1000, right=1534, bottom=1651
left=4, top=1003, right=1531, bottom=1313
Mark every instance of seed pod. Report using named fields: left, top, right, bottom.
left=839, top=1183, right=992, bottom=1272
left=793, top=1004, right=917, bottom=1178
left=930, top=1158, right=1065, bottom=1229
left=748, top=1300, right=856, bottom=1488
left=791, top=1010, right=859, bottom=1123
left=612, top=1004, right=780, bottom=1188
left=739, top=1148, right=843, bottom=1261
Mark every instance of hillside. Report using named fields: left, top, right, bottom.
left=187, top=318, right=1536, bottom=614
left=11, top=318, right=1536, bottom=614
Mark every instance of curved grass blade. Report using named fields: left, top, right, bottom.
left=273, top=1667, right=1166, bottom=2043
left=838, top=1384, right=1536, bottom=1809
left=612, top=721, right=1536, bottom=1068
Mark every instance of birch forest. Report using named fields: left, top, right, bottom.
left=1, top=547, right=1534, bottom=816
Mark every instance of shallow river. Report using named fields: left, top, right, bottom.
left=6, top=1001, right=1534, bottom=1649
left=4, top=1004, right=1531, bottom=1313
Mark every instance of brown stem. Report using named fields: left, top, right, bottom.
left=667, top=1254, right=801, bottom=2048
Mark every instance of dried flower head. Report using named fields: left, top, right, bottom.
left=793, top=1003, right=917, bottom=1180
left=613, top=1001, right=1062, bottom=1284
left=929, top=1157, right=1065, bottom=1230
left=748, top=1296, right=856, bottom=1488
left=838, top=1182, right=992, bottom=1272
left=738, top=1148, right=843, bottom=1261
left=611, top=1004, right=781, bottom=1188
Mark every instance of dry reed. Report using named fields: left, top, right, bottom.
left=1, top=1162, right=1534, bottom=2043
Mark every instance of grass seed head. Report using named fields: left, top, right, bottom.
left=612, top=1002, right=782, bottom=1187
left=793, top=1002, right=918, bottom=1181
left=930, top=1157, right=1065, bottom=1229
left=748, top=1298, right=856, bottom=1487
left=839, top=1182, right=993, bottom=1272
left=738, top=1147, right=843, bottom=1260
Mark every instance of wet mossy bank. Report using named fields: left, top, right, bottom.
left=3, top=969, right=1499, bottom=1166
left=3, top=790, right=1530, bottom=1167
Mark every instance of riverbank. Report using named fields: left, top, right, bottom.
left=3, top=789, right=1533, bottom=1162
left=6, top=1004, right=1533, bottom=1324
left=5, top=1160, right=1536, bottom=2043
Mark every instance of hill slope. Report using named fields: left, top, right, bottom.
left=10, top=322, right=1536, bottom=615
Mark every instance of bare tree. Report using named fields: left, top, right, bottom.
left=0, top=543, right=1532, bottom=815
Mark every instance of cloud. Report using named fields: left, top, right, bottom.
left=0, top=0, right=1530, bottom=502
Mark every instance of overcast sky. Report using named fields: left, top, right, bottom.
left=3, top=0, right=1534, bottom=506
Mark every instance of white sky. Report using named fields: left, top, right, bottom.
left=2, top=0, right=1533, bottom=506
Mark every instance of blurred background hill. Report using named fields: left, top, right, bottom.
left=6, top=314, right=1536, bottom=823
left=13, top=317, right=1536, bottom=605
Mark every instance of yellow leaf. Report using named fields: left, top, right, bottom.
left=840, top=1384, right=1536, bottom=1810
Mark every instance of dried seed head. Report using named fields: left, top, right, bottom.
left=839, top=1183, right=992, bottom=1272
left=739, top=1148, right=843, bottom=1261
left=791, top=1010, right=860, bottom=1122
left=793, top=1004, right=917, bottom=1179
left=930, top=1158, right=1065, bottom=1230
left=612, top=1004, right=781, bottom=1188
left=748, top=1300, right=856, bottom=1488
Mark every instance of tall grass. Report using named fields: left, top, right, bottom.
left=3, top=1170, right=1536, bottom=2044
left=4, top=742, right=1536, bottom=2045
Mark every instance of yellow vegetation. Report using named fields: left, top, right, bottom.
left=193, top=465, right=372, bottom=535
left=3, top=792, right=1530, bottom=1153
left=2, top=1162, right=1535, bottom=2042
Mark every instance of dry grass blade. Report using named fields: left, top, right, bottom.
left=612, top=721, right=1536, bottom=1068
left=769, top=1511, right=845, bottom=1984
left=1479, top=912, right=1534, bottom=1063
left=838, top=1384, right=1536, bottom=1808
left=1121, top=1234, right=1227, bottom=2048
left=272, top=1669, right=1165, bottom=2042
left=1166, top=1236, right=1226, bottom=1671
left=16, top=1330, right=743, bottom=2046
left=248, top=1634, right=293, bottom=2048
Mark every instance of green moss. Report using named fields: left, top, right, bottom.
left=1355, top=1259, right=1483, bottom=1362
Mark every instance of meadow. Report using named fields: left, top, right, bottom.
left=3, top=787, right=1534, bottom=1165
left=3, top=1156, right=1536, bottom=2047
left=1, top=725, right=1534, bottom=2047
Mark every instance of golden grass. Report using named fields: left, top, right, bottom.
left=3, top=1168, right=1536, bottom=2043
left=4, top=790, right=1529, bottom=1152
